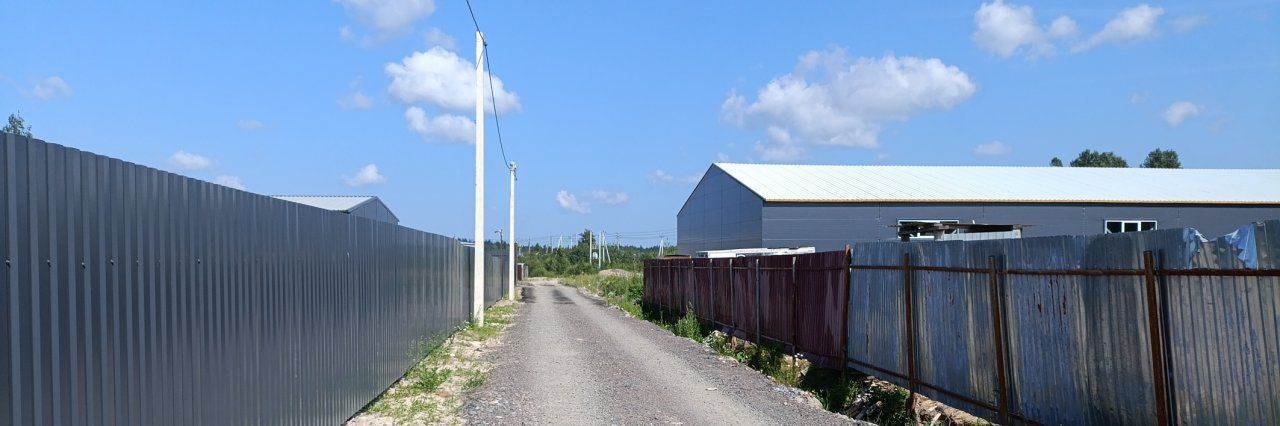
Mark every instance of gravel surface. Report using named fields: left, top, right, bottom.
left=464, top=281, right=860, bottom=425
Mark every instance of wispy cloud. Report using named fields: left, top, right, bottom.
left=237, top=119, right=265, bottom=131
left=32, top=76, right=73, bottom=100
left=168, top=150, right=214, bottom=171
left=1172, top=14, right=1208, bottom=33
left=343, top=163, right=387, bottom=187
left=404, top=106, right=474, bottom=143
left=335, top=0, right=436, bottom=40
left=972, top=140, right=1012, bottom=156
left=1162, top=101, right=1201, bottom=127
left=212, top=175, right=245, bottom=190
left=556, top=190, right=590, bottom=213
left=1073, top=4, right=1164, bottom=52
left=586, top=190, right=629, bottom=205
left=555, top=189, right=630, bottom=213
left=648, top=169, right=700, bottom=185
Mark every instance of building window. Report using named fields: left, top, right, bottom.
left=1105, top=220, right=1157, bottom=234
left=898, top=219, right=960, bottom=240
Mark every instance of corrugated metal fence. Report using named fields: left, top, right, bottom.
left=645, top=220, right=1280, bottom=424
left=1, top=134, right=508, bottom=425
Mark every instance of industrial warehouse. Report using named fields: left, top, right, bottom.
left=677, top=163, right=1280, bottom=254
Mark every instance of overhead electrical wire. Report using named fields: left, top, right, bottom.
left=464, top=0, right=510, bottom=168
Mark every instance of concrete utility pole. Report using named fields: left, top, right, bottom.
left=507, top=161, right=517, bottom=301
left=472, top=31, right=486, bottom=325
left=588, top=230, right=593, bottom=264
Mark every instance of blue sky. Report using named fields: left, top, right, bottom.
left=3, top=1, right=1277, bottom=245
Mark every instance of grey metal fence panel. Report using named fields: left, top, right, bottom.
left=1163, top=222, right=1280, bottom=424
left=849, top=221, right=1279, bottom=424
left=2, top=134, right=509, bottom=425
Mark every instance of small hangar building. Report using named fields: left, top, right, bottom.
left=272, top=195, right=400, bottom=225
left=677, top=164, right=1280, bottom=254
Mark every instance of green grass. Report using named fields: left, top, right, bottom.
left=560, top=274, right=645, bottom=318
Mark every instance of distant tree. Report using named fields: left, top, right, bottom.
left=3, top=111, right=33, bottom=137
left=1141, top=149, right=1181, bottom=169
left=1069, top=150, right=1128, bottom=168
left=1049, top=157, right=1063, bottom=167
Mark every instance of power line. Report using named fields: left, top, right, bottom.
left=464, top=0, right=510, bottom=167
left=484, top=50, right=509, bottom=167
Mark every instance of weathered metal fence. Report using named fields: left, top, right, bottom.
left=1, top=134, right=508, bottom=425
left=643, top=251, right=851, bottom=367
left=644, top=220, right=1280, bottom=425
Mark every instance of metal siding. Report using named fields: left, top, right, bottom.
left=756, top=202, right=1280, bottom=251
left=678, top=167, right=763, bottom=254
left=0, top=135, right=509, bottom=425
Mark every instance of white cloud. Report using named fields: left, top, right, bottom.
left=339, top=25, right=354, bottom=40
left=716, top=152, right=731, bottom=162
left=425, top=27, right=455, bottom=49
left=1129, top=91, right=1148, bottom=104
left=339, top=77, right=374, bottom=110
left=339, top=91, right=374, bottom=109
left=648, top=169, right=700, bottom=185
left=385, top=46, right=520, bottom=113
left=555, top=189, right=629, bottom=213
left=1162, top=101, right=1201, bottom=127
left=405, top=106, right=474, bottom=143
left=723, top=49, right=976, bottom=159
left=587, top=190, right=630, bottom=205
left=556, top=190, right=590, bottom=214
left=237, top=119, right=265, bottom=131
left=1073, top=4, right=1164, bottom=52
left=168, top=150, right=214, bottom=171
left=335, top=0, right=435, bottom=37
left=1047, top=16, right=1079, bottom=39
left=212, top=175, right=245, bottom=190
left=972, top=140, right=1012, bottom=156
left=972, top=0, right=1056, bottom=58
left=343, top=163, right=387, bottom=187
left=32, top=76, right=72, bottom=100
left=1172, top=15, right=1208, bottom=33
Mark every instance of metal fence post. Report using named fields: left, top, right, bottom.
left=688, top=260, right=694, bottom=315
left=987, top=256, right=1009, bottom=425
left=728, top=258, right=735, bottom=331
left=790, top=256, right=799, bottom=370
left=754, top=257, right=762, bottom=346
left=1143, top=250, right=1170, bottom=426
left=903, top=252, right=916, bottom=419
left=710, top=260, right=717, bottom=329
left=840, top=246, right=852, bottom=380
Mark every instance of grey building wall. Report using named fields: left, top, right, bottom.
left=761, top=202, right=1280, bottom=252
left=349, top=199, right=399, bottom=225
left=677, top=166, right=763, bottom=255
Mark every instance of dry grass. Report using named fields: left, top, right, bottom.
left=346, top=299, right=519, bottom=425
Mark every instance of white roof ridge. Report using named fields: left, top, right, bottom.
left=711, top=163, right=1280, bottom=204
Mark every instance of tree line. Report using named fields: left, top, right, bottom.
left=1050, top=148, right=1181, bottom=168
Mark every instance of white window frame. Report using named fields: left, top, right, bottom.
left=1104, top=219, right=1157, bottom=234
left=898, top=219, right=960, bottom=240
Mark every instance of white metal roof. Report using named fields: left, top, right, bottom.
left=272, top=195, right=378, bottom=212
left=712, top=163, right=1280, bottom=204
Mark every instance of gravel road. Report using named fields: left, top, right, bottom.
left=464, top=281, right=858, bottom=425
